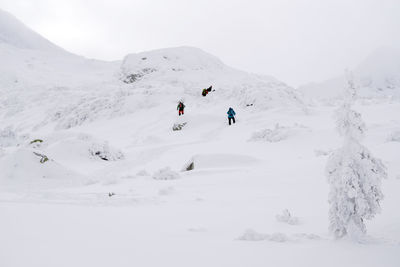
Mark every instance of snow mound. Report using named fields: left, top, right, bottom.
left=387, top=130, right=400, bottom=142
left=45, top=133, right=124, bottom=163
left=0, top=148, right=84, bottom=186
left=153, top=167, right=181, bottom=180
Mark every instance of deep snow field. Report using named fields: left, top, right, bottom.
left=1, top=8, right=400, bottom=267
left=1, top=99, right=400, bottom=267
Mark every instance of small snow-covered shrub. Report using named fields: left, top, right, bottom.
left=173, top=122, right=187, bottom=131
left=158, top=186, right=175, bottom=195
left=122, top=68, right=157, bottom=83
left=238, top=229, right=289, bottom=242
left=238, top=229, right=320, bottom=242
left=33, top=152, right=49, bottom=164
left=136, top=169, right=150, bottom=176
left=276, top=209, right=299, bottom=225
left=237, top=229, right=268, bottom=241
left=153, top=167, right=181, bottom=180
left=30, top=139, right=43, bottom=144
left=249, top=123, right=306, bottom=142
left=387, top=130, right=400, bottom=142
left=89, top=142, right=124, bottom=161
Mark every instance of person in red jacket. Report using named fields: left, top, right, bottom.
left=177, top=101, right=185, bottom=116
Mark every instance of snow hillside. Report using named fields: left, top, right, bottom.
left=1, top=8, right=400, bottom=267
left=0, top=7, right=304, bottom=134
left=299, top=47, right=400, bottom=100
left=1, top=101, right=400, bottom=267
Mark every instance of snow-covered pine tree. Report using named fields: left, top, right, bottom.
left=326, top=73, right=387, bottom=240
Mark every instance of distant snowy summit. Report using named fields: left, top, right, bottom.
left=121, top=46, right=226, bottom=79
left=299, top=47, right=400, bottom=100
left=0, top=8, right=63, bottom=52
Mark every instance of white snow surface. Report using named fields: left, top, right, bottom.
left=0, top=9, right=400, bottom=267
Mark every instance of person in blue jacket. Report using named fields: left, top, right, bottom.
left=227, top=107, right=236, bottom=125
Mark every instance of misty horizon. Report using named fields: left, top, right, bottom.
left=1, top=0, right=399, bottom=87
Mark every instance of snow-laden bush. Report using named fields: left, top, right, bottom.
left=136, top=169, right=150, bottom=176
left=326, top=74, right=386, bottom=240
left=33, top=152, right=49, bottom=164
left=387, top=130, right=400, bottom=142
left=89, top=142, right=124, bottom=161
left=238, top=229, right=320, bottom=242
left=238, top=229, right=288, bottom=242
left=173, top=122, right=187, bottom=131
left=152, top=167, right=181, bottom=180
left=249, top=123, right=308, bottom=142
left=276, top=209, right=299, bottom=225
left=250, top=124, right=291, bottom=142
left=0, top=127, right=18, bottom=147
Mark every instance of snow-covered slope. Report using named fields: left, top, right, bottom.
left=299, top=47, right=400, bottom=100
left=1, top=9, right=399, bottom=267
left=0, top=7, right=304, bottom=134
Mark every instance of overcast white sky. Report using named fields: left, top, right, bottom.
left=1, top=0, right=399, bottom=86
